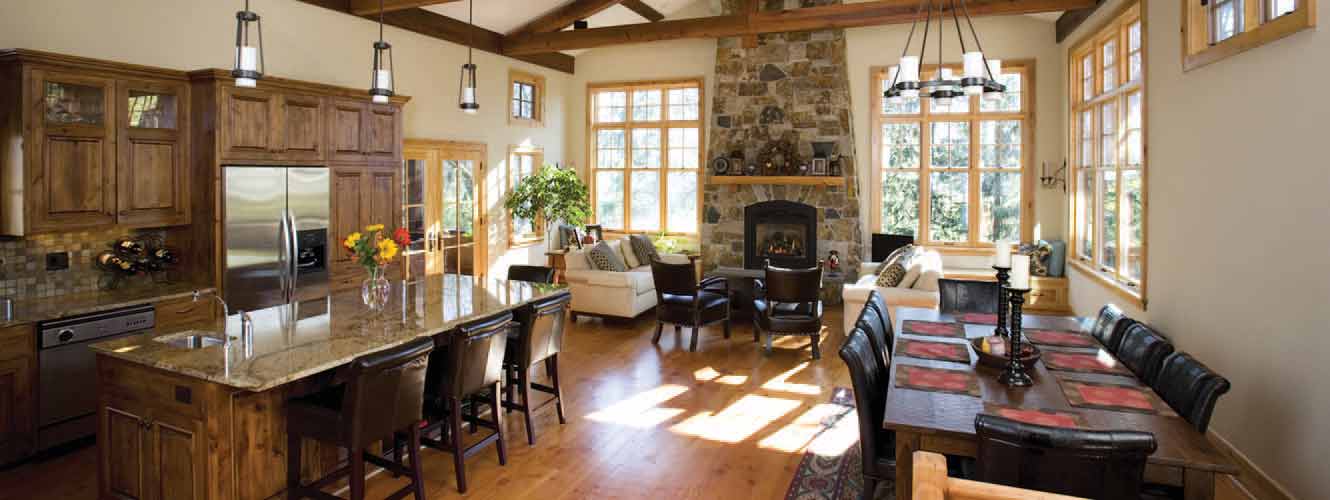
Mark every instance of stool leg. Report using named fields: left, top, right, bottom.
left=689, top=322, right=700, bottom=352
left=286, top=432, right=302, bottom=498
left=450, top=397, right=467, bottom=493
left=520, top=368, right=535, bottom=446
left=385, top=434, right=400, bottom=478
left=491, top=382, right=508, bottom=465
left=546, top=354, right=567, bottom=425
left=652, top=321, right=663, bottom=344
left=349, top=446, right=366, bottom=500
left=467, top=395, right=478, bottom=434
left=505, top=366, right=516, bottom=414
left=407, top=425, right=427, bottom=500
left=810, top=333, right=821, bottom=360
left=765, top=332, right=773, bottom=353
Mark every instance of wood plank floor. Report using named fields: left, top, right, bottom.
left=0, top=306, right=855, bottom=500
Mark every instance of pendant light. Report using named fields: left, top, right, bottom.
left=884, top=0, right=1005, bottom=105
left=458, top=0, right=479, bottom=114
left=232, top=0, right=264, bottom=88
left=369, top=0, right=395, bottom=104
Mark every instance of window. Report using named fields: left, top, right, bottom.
left=508, top=69, right=545, bottom=126
left=1184, top=0, right=1314, bottom=70
left=1070, top=2, right=1146, bottom=306
left=871, top=63, right=1033, bottom=248
left=508, top=146, right=544, bottom=246
left=589, top=79, right=703, bottom=235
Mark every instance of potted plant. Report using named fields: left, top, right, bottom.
left=343, top=224, right=411, bottom=310
left=505, top=164, right=592, bottom=250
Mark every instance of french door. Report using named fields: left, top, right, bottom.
left=403, top=140, right=487, bottom=278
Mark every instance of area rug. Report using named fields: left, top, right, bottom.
left=784, top=387, right=895, bottom=500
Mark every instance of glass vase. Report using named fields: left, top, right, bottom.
left=361, top=266, right=391, bottom=311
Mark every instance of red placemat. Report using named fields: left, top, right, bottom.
left=1043, top=351, right=1133, bottom=376
left=957, top=312, right=998, bottom=325
left=899, top=339, right=970, bottom=363
left=1024, top=329, right=1098, bottom=348
left=983, top=403, right=1087, bottom=429
left=895, top=365, right=981, bottom=397
left=1058, top=379, right=1173, bottom=415
left=901, top=320, right=966, bottom=338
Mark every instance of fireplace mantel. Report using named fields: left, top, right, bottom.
left=709, top=175, right=845, bottom=192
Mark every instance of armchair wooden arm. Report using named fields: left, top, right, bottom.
left=911, top=451, right=1086, bottom=500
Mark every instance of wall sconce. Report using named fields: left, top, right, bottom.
left=1040, top=160, right=1067, bottom=192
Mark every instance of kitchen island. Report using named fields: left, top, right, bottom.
left=91, top=274, right=565, bottom=500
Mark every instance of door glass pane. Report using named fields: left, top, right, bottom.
left=666, top=172, right=697, bottom=233
left=443, top=161, right=459, bottom=203
left=630, top=171, right=660, bottom=231
left=44, top=81, right=105, bottom=125
left=405, top=159, right=425, bottom=205
left=1099, top=170, right=1118, bottom=271
left=631, top=129, right=661, bottom=168
left=596, top=171, right=624, bottom=229
left=457, top=161, right=475, bottom=238
left=881, top=171, right=920, bottom=238
left=406, top=206, right=425, bottom=253
left=929, top=172, right=968, bottom=242
left=980, top=172, right=1021, bottom=242
left=127, top=91, right=177, bottom=129
left=1122, top=170, right=1144, bottom=281
left=632, top=90, right=661, bottom=121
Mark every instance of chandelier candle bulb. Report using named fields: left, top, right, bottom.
left=1010, top=255, right=1031, bottom=290
left=372, top=70, right=391, bottom=103
left=964, top=52, right=985, bottom=78
left=237, top=46, right=258, bottom=87
left=900, top=56, right=920, bottom=83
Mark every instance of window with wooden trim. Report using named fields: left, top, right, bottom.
left=1183, top=0, right=1315, bottom=70
left=508, top=146, right=544, bottom=246
left=870, top=63, right=1033, bottom=248
left=589, top=79, right=703, bottom=235
left=509, top=69, right=545, bottom=126
left=1070, top=2, right=1147, bottom=305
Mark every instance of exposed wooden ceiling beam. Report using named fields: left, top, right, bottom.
left=1055, top=0, right=1106, bottom=42
left=349, top=0, right=460, bottom=17
left=296, top=0, right=574, bottom=74
left=622, top=0, right=666, bottom=22
left=502, top=0, right=1096, bottom=55
left=508, top=0, right=627, bottom=36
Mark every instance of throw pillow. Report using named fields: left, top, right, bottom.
left=1017, top=241, right=1053, bottom=277
left=587, top=241, right=627, bottom=272
left=618, top=238, right=641, bottom=268
left=875, top=244, right=916, bottom=275
left=629, top=234, right=660, bottom=264
left=875, top=262, right=908, bottom=287
left=898, top=261, right=923, bottom=289
left=564, top=249, right=592, bottom=271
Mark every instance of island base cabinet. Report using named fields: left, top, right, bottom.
left=99, top=399, right=208, bottom=500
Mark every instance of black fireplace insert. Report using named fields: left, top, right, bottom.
left=745, top=200, right=817, bottom=270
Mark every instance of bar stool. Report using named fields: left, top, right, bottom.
left=285, top=337, right=433, bottom=500
left=420, top=310, right=512, bottom=493
left=503, top=290, right=572, bottom=445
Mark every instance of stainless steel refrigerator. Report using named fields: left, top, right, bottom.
left=223, top=166, right=331, bottom=313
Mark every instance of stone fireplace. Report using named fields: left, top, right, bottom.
left=746, top=200, right=817, bottom=269
left=701, top=0, right=863, bottom=275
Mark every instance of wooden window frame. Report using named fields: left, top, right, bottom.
left=1068, top=1, right=1148, bottom=308
left=508, top=69, right=545, bottom=127
left=587, top=78, right=705, bottom=237
left=1183, top=0, right=1316, bottom=71
left=507, top=145, right=544, bottom=248
left=869, top=61, right=1036, bottom=251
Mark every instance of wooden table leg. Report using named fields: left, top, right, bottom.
left=1183, top=469, right=1216, bottom=500
left=895, top=431, right=921, bottom=500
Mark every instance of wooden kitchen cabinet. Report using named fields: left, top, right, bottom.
left=219, top=86, right=325, bottom=163
left=0, top=324, right=35, bottom=466
left=27, top=69, right=118, bottom=232
left=153, top=296, right=218, bottom=331
left=330, top=165, right=401, bottom=287
left=117, top=79, right=190, bottom=227
left=365, top=103, right=402, bottom=163
left=329, top=99, right=402, bottom=163
left=100, top=398, right=208, bottom=500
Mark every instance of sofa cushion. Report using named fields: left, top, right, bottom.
left=909, top=250, right=943, bottom=292
left=618, top=238, right=641, bottom=268
left=875, top=262, right=908, bottom=287
left=629, top=234, right=659, bottom=264
left=588, top=241, right=627, bottom=272
left=874, top=243, right=916, bottom=276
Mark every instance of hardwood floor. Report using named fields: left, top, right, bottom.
left=0, top=306, right=854, bottom=500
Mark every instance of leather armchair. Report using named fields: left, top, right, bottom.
left=839, top=328, right=896, bottom=497
left=975, top=414, right=1156, bottom=500
left=1116, top=323, right=1175, bottom=385
left=1152, top=352, right=1230, bottom=433
left=753, top=262, right=824, bottom=359
left=649, top=259, right=731, bottom=352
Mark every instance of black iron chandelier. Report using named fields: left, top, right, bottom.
left=884, top=0, right=1006, bottom=106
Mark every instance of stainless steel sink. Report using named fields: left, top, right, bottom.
left=155, top=331, right=226, bottom=349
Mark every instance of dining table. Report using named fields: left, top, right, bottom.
left=884, top=307, right=1237, bottom=500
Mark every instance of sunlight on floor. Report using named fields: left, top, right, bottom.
left=584, top=384, right=688, bottom=428
left=694, top=366, right=750, bottom=385
left=670, top=394, right=802, bottom=443
left=757, top=402, right=851, bottom=453
left=761, top=361, right=823, bottom=396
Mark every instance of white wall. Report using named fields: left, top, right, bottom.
left=0, top=0, right=572, bottom=276
left=1062, top=0, right=1330, bottom=497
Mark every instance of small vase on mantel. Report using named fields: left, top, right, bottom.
left=361, top=266, right=391, bottom=311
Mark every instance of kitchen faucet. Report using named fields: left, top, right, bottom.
left=192, top=290, right=253, bottom=345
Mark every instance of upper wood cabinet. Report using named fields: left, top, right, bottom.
left=219, top=87, right=325, bottom=162
left=329, top=165, right=401, bottom=288
left=25, top=69, right=118, bottom=232
left=117, top=79, right=189, bottom=227
left=329, top=99, right=402, bottom=163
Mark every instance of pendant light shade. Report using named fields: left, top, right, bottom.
left=232, top=0, right=264, bottom=88
left=369, top=0, right=394, bottom=104
left=459, top=0, right=478, bottom=114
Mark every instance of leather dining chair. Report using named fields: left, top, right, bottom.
left=839, top=328, right=896, bottom=498
left=649, top=259, right=731, bottom=352
left=975, top=414, right=1157, bottom=500
left=753, top=261, right=824, bottom=359
left=504, top=290, right=572, bottom=445
left=938, top=279, right=1000, bottom=315
left=421, top=311, right=512, bottom=493
left=1116, top=323, right=1175, bottom=385
left=286, top=337, right=434, bottom=500
left=1090, top=304, right=1138, bottom=353
left=507, top=265, right=556, bottom=283
left=861, top=290, right=894, bottom=347
left=1152, top=352, right=1231, bottom=433
left=854, top=300, right=892, bottom=371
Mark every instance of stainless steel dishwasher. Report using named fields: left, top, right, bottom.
left=36, top=304, right=155, bottom=451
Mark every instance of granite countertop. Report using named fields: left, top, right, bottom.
left=1, top=282, right=215, bottom=328
left=91, top=275, right=567, bottom=392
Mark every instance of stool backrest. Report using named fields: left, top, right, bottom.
left=439, top=311, right=512, bottom=398
left=763, top=262, right=822, bottom=304
left=342, top=337, right=434, bottom=448
left=515, top=291, right=572, bottom=365
left=508, top=265, right=556, bottom=283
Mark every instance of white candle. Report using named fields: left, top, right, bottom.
left=1010, top=255, right=1031, bottom=290
left=236, top=46, right=259, bottom=88
left=899, top=56, right=920, bottom=82
left=373, top=70, right=392, bottom=103
left=963, top=52, right=985, bottom=78
left=994, top=240, right=1011, bottom=268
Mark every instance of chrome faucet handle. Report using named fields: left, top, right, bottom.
left=240, top=311, right=254, bottom=341
left=193, top=290, right=230, bottom=320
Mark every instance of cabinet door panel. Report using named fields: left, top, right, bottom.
left=279, top=95, right=323, bottom=161
left=330, top=100, right=367, bottom=162
left=330, top=167, right=365, bottom=272
left=149, top=413, right=205, bottom=500
left=117, top=79, right=189, bottom=227
left=124, top=140, right=176, bottom=210
left=27, top=70, right=117, bottom=233
left=103, top=406, right=147, bottom=500
left=46, top=137, right=111, bottom=214
left=221, top=88, right=275, bottom=160
left=365, top=104, right=400, bottom=162
left=367, top=168, right=401, bottom=278
left=0, top=356, right=32, bottom=464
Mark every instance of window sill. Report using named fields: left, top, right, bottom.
left=1183, top=7, right=1316, bottom=71
left=1068, top=259, right=1146, bottom=310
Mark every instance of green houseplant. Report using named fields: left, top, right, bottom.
left=505, top=164, right=592, bottom=247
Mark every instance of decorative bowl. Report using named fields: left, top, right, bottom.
left=969, top=337, right=1041, bottom=370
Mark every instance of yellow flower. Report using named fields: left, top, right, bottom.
left=343, top=232, right=362, bottom=249
left=376, top=238, right=399, bottom=262
left=365, top=224, right=385, bottom=232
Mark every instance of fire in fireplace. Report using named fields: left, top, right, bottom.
left=745, top=200, right=817, bottom=269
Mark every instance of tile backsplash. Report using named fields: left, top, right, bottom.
left=0, top=228, right=167, bottom=299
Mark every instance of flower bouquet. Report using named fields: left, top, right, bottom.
left=344, top=224, right=411, bottom=310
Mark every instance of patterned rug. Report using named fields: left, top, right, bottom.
left=784, top=387, right=894, bottom=500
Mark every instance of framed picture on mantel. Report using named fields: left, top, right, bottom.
left=811, top=158, right=828, bottom=176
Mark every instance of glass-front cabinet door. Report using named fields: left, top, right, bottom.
left=402, top=141, right=486, bottom=278
left=117, top=79, right=188, bottom=226
left=30, top=70, right=117, bottom=231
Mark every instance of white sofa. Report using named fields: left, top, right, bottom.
left=562, top=239, right=689, bottom=320
left=842, top=251, right=999, bottom=334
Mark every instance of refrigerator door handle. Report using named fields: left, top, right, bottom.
left=278, top=209, right=291, bottom=303
left=286, top=209, right=299, bottom=301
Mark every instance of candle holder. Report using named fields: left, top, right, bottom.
left=998, top=287, right=1033, bottom=387
left=992, top=265, right=1011, bottom=340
